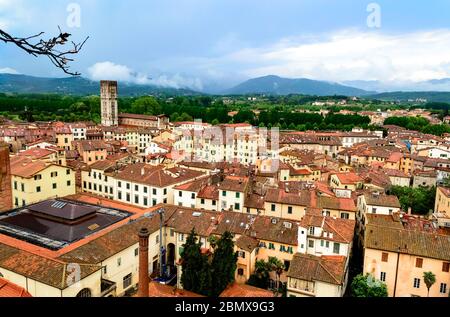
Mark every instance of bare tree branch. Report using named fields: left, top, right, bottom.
left=0, top=27, right=89, bottom=76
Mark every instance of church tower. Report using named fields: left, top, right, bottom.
left=100, top=80, right=119, bottom=127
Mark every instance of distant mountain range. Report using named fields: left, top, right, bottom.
left=223, top=75, right=373, bottom=96
left=0, top=74, right=199, bottom=96
left=342, top=79, right=450, bottom=93
left=1, top=73, right=450, bottom=102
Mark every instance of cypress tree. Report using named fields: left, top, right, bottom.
left=180, top=228, right=212, bottom=296
left=211, top=231, right=238, bottom=296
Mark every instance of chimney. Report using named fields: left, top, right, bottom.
left=137, top=227, right=150, bottom=298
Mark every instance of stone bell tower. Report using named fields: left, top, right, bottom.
left=100, top=80, right=119, bottom=127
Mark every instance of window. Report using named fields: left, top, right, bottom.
left=309, top=227, right=315, bottom=235
left=179, top=234, right=184, bottom=242
left=333, top=243, right=340, bottom=254
left=326, top=241, right=330, bottom=248
left=144, top=187, right=148, bottom=194
left=271, top=204, right=276, bottom=212
left=238, top=251, right=246, bottom=258
left=66, top=169, right=70, bottom=175
left=164, top=189, right=167, bottom=195
left=103, top=266, right=107, bottom=275
left=288, top=206, right=293, bottom=214
left=284, top=260, right=290, bottom=271
left=13, top=181, right=17, bottom=190
left=36, top=186, right=41, bottom=193
left=308, top=240, right=314, bottom=248
left=117, top=258, right=122, bottom=267
left=382, top=252, right=389, bottom=262
left=440, top=283, right=447, bottom=294
left=380, top=272, right=386, bottom=282
left=21, top=183, right=24, bottom=192
left=135, top=195, right=139, bottom=204
left=76, top=288, right=92, bottom=297
left=123, top=273, right=132, bottom=289
left=416, top=258, right=423, bottom=268
left=236, top=192, right=240, bottom=198
left=153, top=188, right=157, bottom=195
left=156, top=235, right=159, bottom=244
left=191, top=193, right=195, bottom=199
left=118, top=191, right=122, bottom=200
left=413, top=278, right=420, bottom=289
left=135, top=185, right=139, bottom=191
left=212, top=200, right=216, bottom=206
left=268, top=243, right=275, bottom=250
left=341, top=213, right=349, bottom=219
left=118, top=181, right=122, bottom=188
left=222, top=191, right=226, bottom=197
left=234, top=203, right=240, bottom=210
left=178, top=191, right=182, bottom=197
left=135, top=248, right=139, bottom=256
left=143, top=197, right=148, bottom=206
left=126, top=183, right=130, bottom=190
left=52, top=183, right=57, bottom=189
left=443, top=262, right=450, bottom=272
left=237, top=268, right=244, bottom=276
left=67, top=180, right=71, bottom=187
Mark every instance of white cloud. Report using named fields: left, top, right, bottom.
left=88, top=61, right=135, bottom=82
left=0, top=0, right=30, bottom=30
left=87, top=61, right=203, bottom=91
left=208, top=29, right=450, bottom=83
left=0, top=67, right=20, bottom=74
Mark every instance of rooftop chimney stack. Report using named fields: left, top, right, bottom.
left=137, top=227, right=150, bottom=298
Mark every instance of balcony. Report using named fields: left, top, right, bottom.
left=100, top=279, right=117, bottom=297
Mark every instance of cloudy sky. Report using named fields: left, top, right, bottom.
left=1, top=0, right=450, bottom=91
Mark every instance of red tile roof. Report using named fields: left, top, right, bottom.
left=147, top=282, right=203, bottom=297
left=0, top=278, right=32, bottom=297
left=220, top=283, right=274, bottom=297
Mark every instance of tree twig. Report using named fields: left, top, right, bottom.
left=0, top=27, right=88, bottom=76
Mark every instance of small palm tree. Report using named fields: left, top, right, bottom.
left=423, top=271, right=436, bottom=297
left=268, top=257, right=285, bottom=292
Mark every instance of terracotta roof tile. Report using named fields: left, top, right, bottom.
left=0, top=277, right=32, bottom=297
left=287, top=253, right=346, bottom=285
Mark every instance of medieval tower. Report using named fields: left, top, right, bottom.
left=100, top=80, right=119, bottom=127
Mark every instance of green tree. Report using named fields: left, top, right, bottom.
left=423, top=271, right=436, bottom=297
left=389, top=186, right=436, bottom=215
left=268, top=257, right=285, bottom=293
left=130, top=96, right=161, bottom=115
left=351, top=274, right=388, bottom=297
left=210, top=231, right=238, bottom=296
left=247, top=260, right=271, bottom=289
left=211, top=119, right=220, bottom=126
left=180, top=229, right=212, bottom=296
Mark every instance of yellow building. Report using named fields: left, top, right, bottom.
left=55, top=126, right=74, bottom=151
left=10, top=157, right=75, bottom=207
left=364, top=214, right=449, bottom=297
left=435, top=186, right=450, bottom=214
left=287, top=253, right=347, bottom=297
left=263, top=188, right=309, bottom=221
